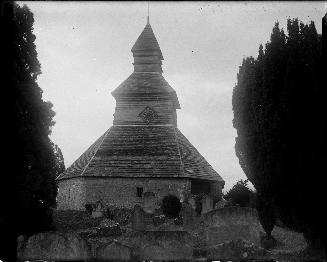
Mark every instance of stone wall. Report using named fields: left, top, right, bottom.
left=57, top=177, right=191, bottom=210
left=57, top=178, right=86, bottom=210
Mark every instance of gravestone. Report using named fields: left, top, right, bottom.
left=96, top=241, right=132, bottom=261
left=143, top=191, right=156, bottom=214
left=189, top=197, right=196, bottom=210
left=207, top=225, right=253, bottom=245
left=132, top=204, right=145, bottom=231
left=204, top=207, right=261, bottom=247
left=143, top=212, right=154, bottom=227
left=92, top=201, right=104, bottom=218
left=125, top=231, right=193, bottom=261
left=201, top=194, right=213, bottom=214
left=181, top=202, right=196, bottom=230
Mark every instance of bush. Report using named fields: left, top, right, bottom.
left=161, top=195, right=182, bottom=218
left=104, top=207, right=114, bottom=220
left=224, top=179, right=255, bottom=208
left=174, top=216, right=183, bottom=225
left=85, top=204, right=93, bottom=215
left=104, top=205, right=132, bottom=225
left=153, top=215, right=166, bottom=227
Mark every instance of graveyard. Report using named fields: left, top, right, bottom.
left=7, top=2, right=325, bottom=262
left=17, top=197, right=324, bottom=261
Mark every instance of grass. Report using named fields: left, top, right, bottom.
left=269, top=226, right=326, bottom=261
left=270, top=225, right=307, bottom=254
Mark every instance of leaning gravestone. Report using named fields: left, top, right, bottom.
left=131, top=204, right=145, bottom=231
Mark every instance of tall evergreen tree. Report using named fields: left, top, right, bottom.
left=1, top=2, right=65, bottom=260
left=232, top=18, right=325, bottom=252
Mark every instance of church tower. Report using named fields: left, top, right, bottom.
left=56, top=20, right=224, bottom=211
left=112, top=21, right=180, bottom=127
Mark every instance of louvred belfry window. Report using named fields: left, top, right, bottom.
left=137, top=187, right=143, bottom=197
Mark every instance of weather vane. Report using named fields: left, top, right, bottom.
left=147, top=1, right=150, bottom=24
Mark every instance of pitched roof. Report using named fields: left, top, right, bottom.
left=111, top=72, right=180, bottom=109
left=56, top=126, right=223, bottom=183
left=131, top=23, right=163, bottom=59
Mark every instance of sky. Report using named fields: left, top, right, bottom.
left=21, top=1, right=324, bottom=191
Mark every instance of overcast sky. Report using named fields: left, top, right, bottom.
left=22, top=1, right=324, bottom=190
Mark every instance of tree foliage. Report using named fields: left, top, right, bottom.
left=1, top=3, right=65, bottom=260
left=224, top=179, right=255, bottom=208
left=232, top=18, right=325, bottom=249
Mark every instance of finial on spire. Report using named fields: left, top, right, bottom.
left=147, top=1, right=150, bottom=24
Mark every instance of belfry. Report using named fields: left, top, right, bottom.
left=56, top=20, right=224, bottom=211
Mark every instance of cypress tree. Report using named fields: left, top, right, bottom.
left=1, top=2, right=65, bottom=260
left=232, top=18, right=325, bottom=252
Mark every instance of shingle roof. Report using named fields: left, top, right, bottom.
left=56, top=126, right=223, bottom=183
left=131, top=23, right=163, bottom=59
left=112, top=72, right=180, bottom=109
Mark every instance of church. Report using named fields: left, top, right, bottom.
left=56, top=19, right=225, bottom=211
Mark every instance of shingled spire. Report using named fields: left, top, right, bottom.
left=131, top=22, right=163, bottom=73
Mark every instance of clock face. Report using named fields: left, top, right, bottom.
left=138, top=106, right=158, bottom=124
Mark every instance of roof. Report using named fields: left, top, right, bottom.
left=57, top=126, right=224, bottom=183
left=131, top=23, right=163, bottom=59
left=111, top=72, right=180, bottom=109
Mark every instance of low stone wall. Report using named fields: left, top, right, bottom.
left=203, top=206, right=261, bottom=247
left=17, top=230, right=193, bottom=261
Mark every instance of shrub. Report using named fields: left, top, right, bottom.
left=224, top=179, right=255, bottom=207
left=161, top=195, right=182, bottom=218
left=174, top=216, right=183, bottom=225
left=113, top=207, right=132, bottom=225
left=104, top=207, right=114, bottom=220
left=153, top=215, right=166, bottom=227
left=85, top=204, right=93, bottom=215
left=104, top=205, right=132, bottom=225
